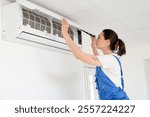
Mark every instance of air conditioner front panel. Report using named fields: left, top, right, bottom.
left=17, top=31, right=70, bottom=51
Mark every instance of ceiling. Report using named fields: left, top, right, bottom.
left=10, top=0, right=150, bottom=48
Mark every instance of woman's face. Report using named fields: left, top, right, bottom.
left=96, top=32, right=108, bottom=49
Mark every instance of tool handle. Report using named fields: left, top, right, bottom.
left=81, top=29, right=95, bottom=38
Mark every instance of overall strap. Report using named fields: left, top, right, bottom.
left=113, top=55, right=124, bottom=90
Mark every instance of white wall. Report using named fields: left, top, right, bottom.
left=144, top=59, right=150, bottom=99
left=0, top=0, right=86, bottom=100
left=122, top=44, right=150, bottom=100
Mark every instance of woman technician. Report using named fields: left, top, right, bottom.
left=61, top=18, right=129, bottom=100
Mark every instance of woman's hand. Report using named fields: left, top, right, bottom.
left=91, top=36, right=99, bottom=55
left=60, top=18, right=101, bottom=66
left=61, top=18, right=69, bottom=36
left=91, top=36, right=97, bottom=48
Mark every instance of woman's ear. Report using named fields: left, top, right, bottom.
left=106, top=39, right=110, bottom=47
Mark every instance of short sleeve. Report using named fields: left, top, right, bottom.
left=97, top=55, right=115, bottom=69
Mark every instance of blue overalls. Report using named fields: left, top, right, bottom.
left=95, top=55, right=129, bottom=100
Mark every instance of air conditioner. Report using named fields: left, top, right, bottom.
left=2, top=0, right=83, bottom=53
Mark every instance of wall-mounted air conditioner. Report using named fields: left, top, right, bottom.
left=2, top=0, right=83, bottom=53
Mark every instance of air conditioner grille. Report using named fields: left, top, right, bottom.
left=22, top=9, right=51, bottom=34
left=52, top=21, right=74, bottom=40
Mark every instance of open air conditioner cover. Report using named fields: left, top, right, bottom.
left=2, top=0, right=83, bottom=54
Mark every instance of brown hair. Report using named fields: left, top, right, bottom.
left=103, top=29, right=126, bottom=56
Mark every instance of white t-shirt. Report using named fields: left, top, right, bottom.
left=97, top=54, right=122, bottom=88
